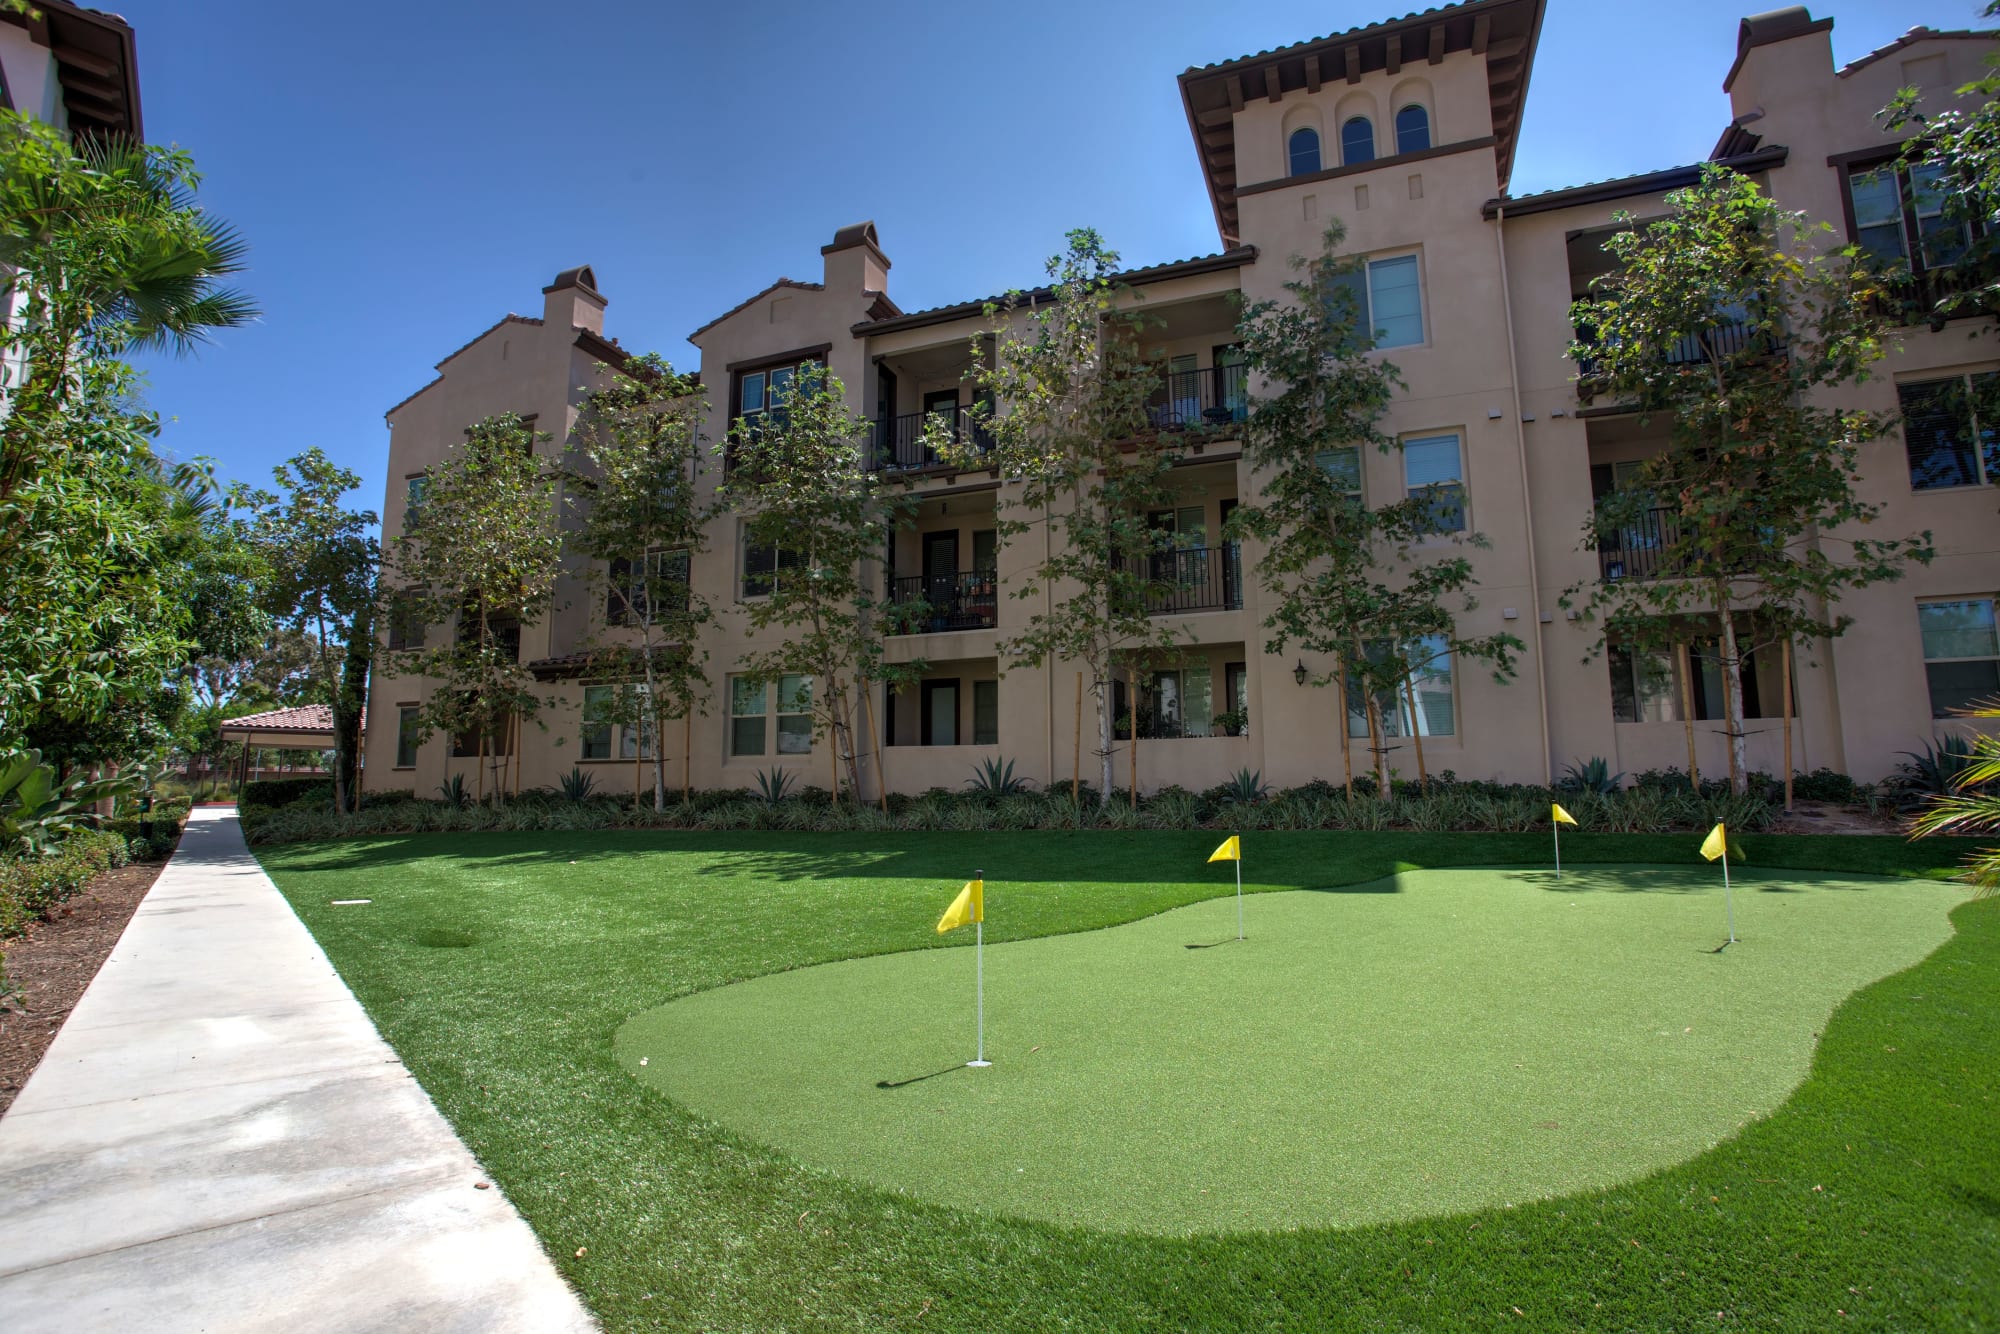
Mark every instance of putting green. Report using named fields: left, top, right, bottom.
left=615, top=865, right=1959, bottom=1235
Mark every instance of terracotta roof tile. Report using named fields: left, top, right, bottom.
left=217, top=705, right=357, bottom=735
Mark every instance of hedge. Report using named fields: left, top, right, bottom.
left=240, top=777, right=334, bottom=812
left=1, top=829, right=129, bottom=939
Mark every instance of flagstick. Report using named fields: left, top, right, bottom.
left=1235, top=848, right=1244, bottom=941
left=968, top=867, right=990, bottom=1068
left=1722, top=845, right=1736, bottom=944
left=1553, top=820, right=1561, bottom=880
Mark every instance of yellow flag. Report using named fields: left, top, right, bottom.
left=936, top=878, right=984, bottom=934
left=1551, top=803, right=1577, bottom=827
left=1701, top=823, right=1728, bottom=862
left=1208, top=835, right=1241, bottom=863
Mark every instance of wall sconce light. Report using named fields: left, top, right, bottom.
left=1293, top=659, right=1309, bottom=687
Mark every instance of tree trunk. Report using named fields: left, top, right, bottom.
left=1716, top=593, right=1748, bottom=796
left=1402, top=669, right=1427, bottom=789
left=1095, top=674, right=1114, bottom=806
left=1338, top=656, right=1355, bottom=802
left=330, top=608, right=372, bottom=814
left=1365, top=688, right=1391, bottom=800
left=1678, top=641, right=1700, bottom=791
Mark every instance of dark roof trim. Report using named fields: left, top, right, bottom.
left=1825, top=143, right=1906, bottom=169
left=851, top=247, right=1259, bottom=338
left=1723, top=7, right=1833, bottom=93
left=724, top=342, right=833, bottom=375
left=573, top=326, right=629, bottom=367
left=1710, top=112, right=1765, bottom=161
left=0, top=0, right=142, bottom=142
left=1481, top=146, right=1789, bottom=220
left=688, top=278, right=826, bottom=342
left=544, top=265, right=602, bottom=298
left=1237, top=136, right=1496, bottom=198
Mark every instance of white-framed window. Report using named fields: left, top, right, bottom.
left=737, top=359, right=819, bottom=422
left=1346, top=634, right=1455, bottom=738
left=1315, top=445, right=1364, bottom=503
left=740, top=530, right=800, bottom=600
left=1919, top=597, right=2000, bottom=718
left=609, top=547, right=691, bottom=626
left=1846, top=159, right=1971, bottom=273
left=1332, top=254, right=1424, bottom=349
left=1403, top=432, right=1465, bottom=532
left=395, top=705, right=420, bottom=768
left=581, top=683, right=656, bottom=760
left=729, top=674, right=812, bottom=756
left=1899, top=373, right=2000, bottom=491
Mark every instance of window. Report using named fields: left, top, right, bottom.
left=1403, top=433, right=1465, bottom=532
left=403, top=476, right=428, bottom=531
left=1288, top=127, right=1321, bottom=176
left=1222, top=662, right=1249, bottom=734
left=1899, top=373, right=2000, bottom=490
left=1332, top=254, right=1424, bottom=349
left=1395, top=104, right=1430, bottom=154
left=1341, top=116, right=1375, bottom=165
left=922, top=679, right=960, bottom=746
left=1315, top=445, right=1364, bottom=503
left=609, top=548, right=691, bottom=626
left=386, top=600, right=424, bottom=652
left=729, top=674, right=812, bottom=756
left=1845, top=160, right=1973, bottom=276
left=973, top=680, right=999, bottom=745
left=972, top=529, right=998, bottom=573
left=737, top=358, right=819, bottom=422
left=1609, top=645, right=1682, bottom=723
left=451, top=712, right=514, bottom=758
left=1919, top=598, right=2000, bottom=717
left=1115, top=666, right=1213, bottom=739
left=741, top=533, right=801, bottom=599
left=1347, top=636, right=1454, bottom=738
left=395, top=705, right=420, bottom=768
left=581, top=684, right=656, bottom=760
left=729, top=676, right=767, bottom=756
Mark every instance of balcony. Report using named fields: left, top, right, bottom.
left=1575, top=320, right=1758, bottom=391
left=873, top=405, right=994, bottom=473
left=887, top=570, right=999, bottom=634
left=1598, top=507, right=1683, bottom=582
left=1129, top=545, right=1243, bottom=614
left=1146, top=364, right=1248, bottom=431
left=1877, top=258, right=1998, bottom=328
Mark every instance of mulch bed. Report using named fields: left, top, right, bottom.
left=0, top=855, right=169, bottom=1115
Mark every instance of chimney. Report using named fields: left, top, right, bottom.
left=543, top=265, right=607, bottom=335
left=821, top=221, right=891, bottom=300
left=1723, top=6, right=1833, bottom=116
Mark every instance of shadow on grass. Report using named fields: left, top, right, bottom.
left=876, top=1064, right=972, bottom=1090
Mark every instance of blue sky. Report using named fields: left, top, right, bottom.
left=120, top=0, right=1989, bottom=518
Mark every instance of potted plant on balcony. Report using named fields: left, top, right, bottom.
left=1211, top=706, right=1249, bottom=738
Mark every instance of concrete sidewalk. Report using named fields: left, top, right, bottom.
left=0, top=809, right=594, bottom=1332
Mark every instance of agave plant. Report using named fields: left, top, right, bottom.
left=1, top=749, right=132, bottom=855
left=435, top=773, right=471, bottom=809
left=1221, top=767, right=1270, bottom=803
left=753, top=767, right=797, bottom=805
left=1896, top=733, right=1982, bottom=798
left=1558, top=756, right=1625, bottom=796
left=558, top=767, right=597, bottom=802
left=965, top=757, right=1036, bottom=798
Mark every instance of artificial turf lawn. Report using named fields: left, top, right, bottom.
left=616, top=867, right=1958, bottom=1234
left=256, top=830, right=2000, bottom=1331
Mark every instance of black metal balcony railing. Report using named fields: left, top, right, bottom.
left=1128, top=544, right=1243, bottom=614
left=1148, top=364, right=1249, bottom=430
left=873, top=405, right=995, bottom=473
left=887, top=571, right=999, bottom=633
left=1598, top=506, right=1685, bottom=582
left=1575, top=321, right=1757, bottom=383
left=1879, top=259, right=1999, bottom=328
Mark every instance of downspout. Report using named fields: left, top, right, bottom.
left=1492, top=204, right=1553, bottom=786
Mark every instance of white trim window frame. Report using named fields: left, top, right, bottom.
left=1917, top=596, right=2000, bottom=718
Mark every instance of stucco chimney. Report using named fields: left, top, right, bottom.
left=821, top=221, right=891, bottom=300
left=1724, top=6, right=1834, bottom=115
left=543, top=265, right=607, bottom=335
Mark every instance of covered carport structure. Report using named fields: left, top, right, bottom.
left=217, top=705, right=354, bottom=788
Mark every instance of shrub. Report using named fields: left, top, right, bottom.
left=753, top=768, right=797, bottom=805
left=558, top=768, right=597, bottom=802
left=240, top=777, right=335, bottom=812
left=1789, top=767, right=1870, bottom=804
left=1220, top=768, right=1270, bottom=803
left=1, top=828, right=128, bottom=938
left=435, top=774, right=471, bottom=809
left=1558, top=757, right=1625, bottom=796
left=965, top=757, right=1036, bottom=799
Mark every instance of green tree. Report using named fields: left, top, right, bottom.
left=720, top=365, right=923, bottom=801
left=567, top=353, right=714, bottom=809
left=233, top=449, right=380, bottom=813
left=1233, top=223, right=1522, bottom=797
left=388, top=415, right=564, bottom=803
left=1879, top=10, right=2000, bottom=326
left=969, top=229, right=1189, bottom=804
left=0, top=111, right=258, bottom=738
left=1564, top=165, right=1933, bottom=794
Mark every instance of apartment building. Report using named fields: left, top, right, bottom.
left=0, top=0, right=140, bottom=141
left=365, top=0, right=2000, bottom=800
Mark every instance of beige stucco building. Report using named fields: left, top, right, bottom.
left=365, top=0, right=2000, bottom=801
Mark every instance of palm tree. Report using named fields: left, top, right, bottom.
left=1911, top=702, right=2000, bottom=896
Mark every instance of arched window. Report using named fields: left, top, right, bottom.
left=1396, top=105, right=1431, bottom=154
left=1288, top=127, right=1322, bottom=176
left=1341, top=117, right=1376, bottom=166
